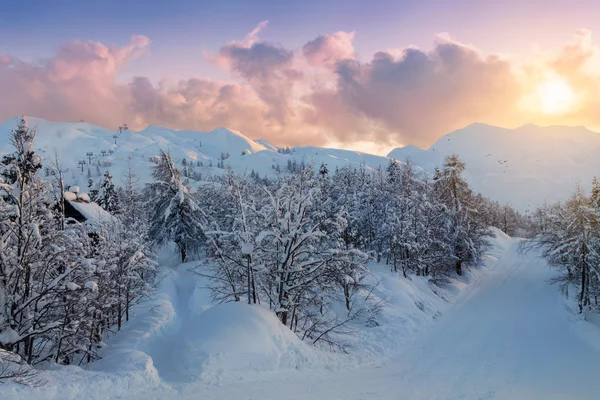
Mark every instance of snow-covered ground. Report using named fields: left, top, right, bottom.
left=6, top=228, right=600, bottom=399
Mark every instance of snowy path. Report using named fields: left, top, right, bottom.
left=123, top=239, right=600, bottom=400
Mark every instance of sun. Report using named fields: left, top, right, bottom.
left=535, top=76, right=576, bottom=115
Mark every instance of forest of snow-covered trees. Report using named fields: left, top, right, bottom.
left=0, top=118, right=529, bottom=383
left=0, top=119, right=156, bottom=381
left=527, top=179, right=600, bottom=314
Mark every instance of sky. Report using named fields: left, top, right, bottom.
left=2, top=0, right=600, bottom=154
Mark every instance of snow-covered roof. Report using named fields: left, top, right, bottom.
left=66, top=199, right=116, bottom=227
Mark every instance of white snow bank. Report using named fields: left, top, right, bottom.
left=164, top=303, right=323, bottom=381
left=93, top=266, right=340, bottom=384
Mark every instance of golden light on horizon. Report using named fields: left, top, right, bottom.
left=535, top=76, right=576, bottom=115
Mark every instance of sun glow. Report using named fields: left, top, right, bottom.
left=535, top=76, right=576, bottom=115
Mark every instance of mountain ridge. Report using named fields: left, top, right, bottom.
left=2, top=116, right=599, bottom=211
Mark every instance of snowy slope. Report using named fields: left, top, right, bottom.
left=389, top=123, right=600, bottom=211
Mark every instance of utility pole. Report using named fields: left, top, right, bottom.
left=78, top=160, right=86, bottom=172
left=86, top=152, right=93, bottom=164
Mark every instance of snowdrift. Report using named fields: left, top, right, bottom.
left=155, top=303, right=326, bottom=382
left=88, top=267, right=339, bottom=385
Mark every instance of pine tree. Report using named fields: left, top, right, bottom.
left=96, top=170, right=120, bottom=213
left=181, top=158, right=188, bottom=178
left=434, top=154, right=488, bottom=275
left=592, top=176, right=600, bottom=208
left=319, top=162, right=328, bottom=177
left=145, top=150, right=204, bottom=262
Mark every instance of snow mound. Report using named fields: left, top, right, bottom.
left=66, top=282, right=80, bottom=291
left=63, top=191, right=77, bottom=201
left=77, top=192, right=90, bottom=202
left=156, top=302, right=322, bottom=382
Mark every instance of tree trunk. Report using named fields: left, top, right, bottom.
left=278, top=310, right=288, bottom=326
left=126, top=283, right=131, bottom=322
left=344, top=283, right=351, bottom=311
left=117, top=285, right=122, bottom=330
left=250, top=265, right=257, bottom=304
left=180, top=245, right=186, bottom=263
left=246, top=255, right=252, bottom=305
left=579, top=261, right=586, bottom=313
left=26, top=336, right=34, bottom=364
left=290, top=304, right=298, bottom=331
left=456, top=259, right=463, bottom=276
left=580, top=243, right=588, bottom=313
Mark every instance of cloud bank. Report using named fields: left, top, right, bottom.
left=2, top=24, right=600, bottom=152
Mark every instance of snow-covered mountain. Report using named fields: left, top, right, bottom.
left=389, top=123, right=600, bottom=212
left=0, top=117, right=392, bottom=193
left=1, top=117, right=600, bottom=211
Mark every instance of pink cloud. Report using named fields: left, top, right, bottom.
left=213, top=23, right=302, bottom=124
left=0, top=35, right=150, bottom=127
left=322, top=36, right=523, bottom=146
left=303, top=31, right=356, bottom=68
left=3, top=28, right=600, bottom=150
